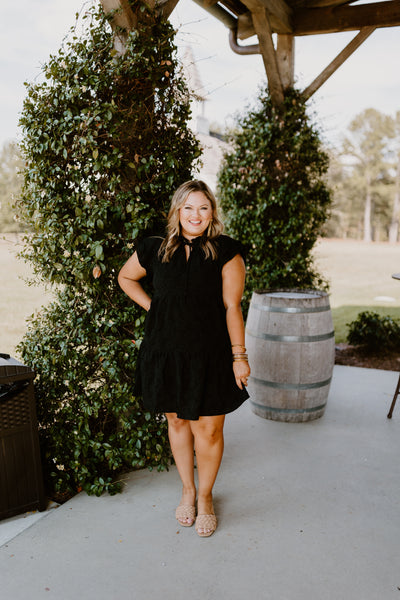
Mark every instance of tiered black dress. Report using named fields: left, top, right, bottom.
left=135, top=234, right=249, bottom=420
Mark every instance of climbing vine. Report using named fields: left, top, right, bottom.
left=17, top=2, right=201, bottom=497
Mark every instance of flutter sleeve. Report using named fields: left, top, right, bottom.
left=217, top=235, right=246, bottom=267
left=135, top=236, right=163, bottom=275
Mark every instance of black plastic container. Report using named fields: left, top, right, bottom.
left=0, top=354, right=46, bottom=520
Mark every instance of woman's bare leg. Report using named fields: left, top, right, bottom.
left=165, top=413, right=196, bottom=524
left=190, top=415, right=225, bottom=534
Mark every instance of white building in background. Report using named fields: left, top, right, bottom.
left=181, top=47, right=229, bottom=192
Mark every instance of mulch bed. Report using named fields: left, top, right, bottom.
left=335, top=344, right=400, bottom=372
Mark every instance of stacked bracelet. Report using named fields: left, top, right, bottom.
left=232, top=344, right=246, bottom=351
left=232, top=352, right=248, bottom=362
left=232, top=344, right=248, bottom=362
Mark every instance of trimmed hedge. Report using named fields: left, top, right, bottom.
left=218, top=88, right=331, bottom=313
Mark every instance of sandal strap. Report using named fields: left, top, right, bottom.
left=175, top=504, right=196, bottom=521
left=195, top=514, right=217, bottom=534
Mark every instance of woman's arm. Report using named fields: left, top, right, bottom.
left=222, top=254, right=251, bottom=389
left=118, top=252, right=152, bottom=311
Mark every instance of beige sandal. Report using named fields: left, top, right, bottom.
left=195, top=514, right=217, bottom=537
left=175, top=504, right=196, bottom=527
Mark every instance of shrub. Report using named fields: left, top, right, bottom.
left=347, top=311, right=400, bottom=353
left=16, top=2, right=201, bottom=497
left=217, top=88, right=331, bottom=313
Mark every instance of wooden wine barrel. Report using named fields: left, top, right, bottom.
left=245, top=289, right=335, bottom=422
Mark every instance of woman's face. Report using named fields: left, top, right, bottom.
left=179, top=191, right=213, bottom=239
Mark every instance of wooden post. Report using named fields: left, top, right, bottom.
left=99, top=0, right=136, bottom=54
left=251, top=8, right=284, bottom=106
left=276, top=34, right=295, bottom=90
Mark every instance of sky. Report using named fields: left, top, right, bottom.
left=1, top=0, right=399, bottom=150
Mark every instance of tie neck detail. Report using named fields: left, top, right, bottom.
left=180, top=235, right=203, bottom=248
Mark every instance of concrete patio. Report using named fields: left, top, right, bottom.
left=0, top=364, right=399, bottom=600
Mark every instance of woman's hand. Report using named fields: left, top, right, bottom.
left=233, top=360, right=251, bottom=390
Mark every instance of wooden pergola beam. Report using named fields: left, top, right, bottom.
left=303, top=26, right=376, bottom=99
left=254, top=0, right=294, bottom=33
left=294, top=0, right=400, bottom=35
left=237, top=12, right=257, bottom=39
left=237, top=7, right=295, bottom=39
left=98, top=0, right=396, bottom=109
left=237, top=0, right=400, bottom=38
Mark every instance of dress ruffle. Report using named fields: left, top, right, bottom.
left=135, top=347, right=248, bottom=420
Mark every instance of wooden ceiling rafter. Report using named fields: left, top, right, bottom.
left=237, top=0, right=400, bottom=37
left=293, top=0, right=400, bottom=35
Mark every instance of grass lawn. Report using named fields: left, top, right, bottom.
left=1, top=235, right=400, bottom=356
left=0, top=235, right=54, bottom=356
left=313, top=239, right=400, bottom=342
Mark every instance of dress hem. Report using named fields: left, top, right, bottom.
left=139, top=393, right=249, bottom=421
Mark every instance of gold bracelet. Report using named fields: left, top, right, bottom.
left=232, top=344, right=246, bottom=350
left=233, top=358, right=249, bottom=362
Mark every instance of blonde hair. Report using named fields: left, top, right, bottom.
left=159, top=180, right=224, bottom=262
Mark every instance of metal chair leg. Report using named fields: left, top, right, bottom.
left=387, top=373, right=400, bottom=418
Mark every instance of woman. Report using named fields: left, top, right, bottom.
left=118, top=180, right=250, bottom=537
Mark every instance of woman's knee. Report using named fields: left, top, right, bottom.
left=192, top=416, right=225, bottom=443
left=165, top=413, right=190, bottom=431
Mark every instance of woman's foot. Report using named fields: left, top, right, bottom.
left=175, top=504, right=196, bottom=527
left=175, top=487, right=196, bottom=527
left=196, top=495, right=217, bottom=537
left=195, top=513, right=217, bottom=537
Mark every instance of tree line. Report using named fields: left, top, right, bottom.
left=325, top=108, right=400, bottom=242
left=1, top=107, right=400, bottom=241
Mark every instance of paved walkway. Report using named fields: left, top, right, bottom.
left=1, top=365, right=399, bottom=600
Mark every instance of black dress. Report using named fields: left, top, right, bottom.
left=134, top=234, right=249, bottom=420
